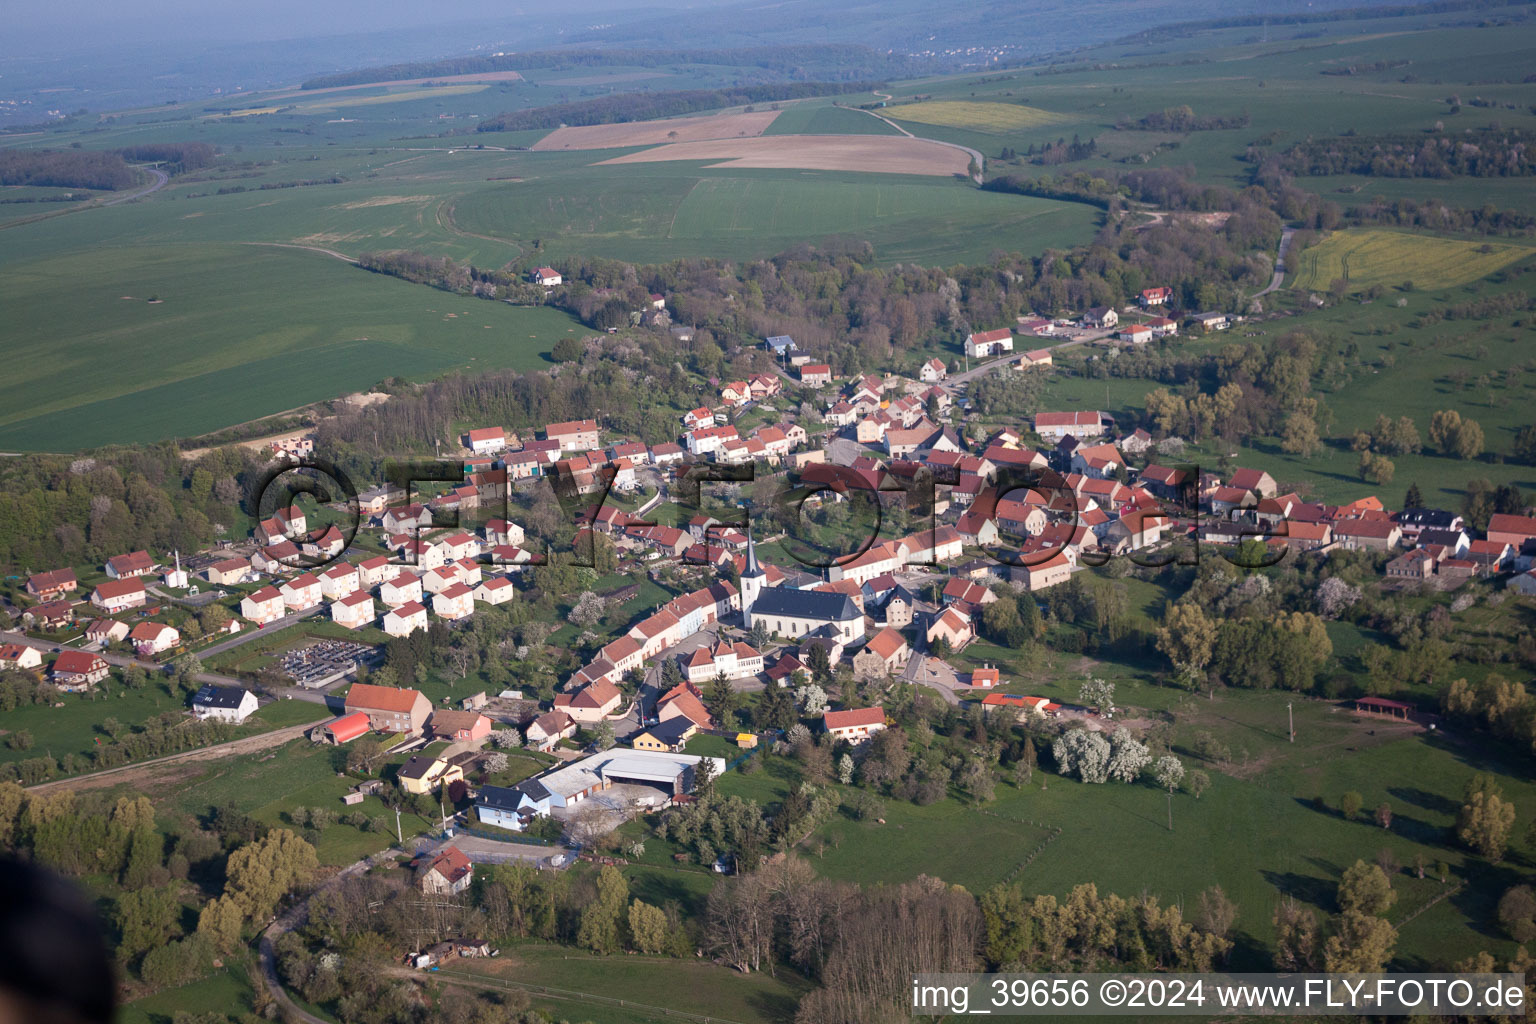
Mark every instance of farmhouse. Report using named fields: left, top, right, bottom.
left=1333, top=519, right=1402, bottom=552
left=92, top=577, right=147, bottom=614
left=852, top=627, right=911, bottom=679
left=192, top=685, right=259, bottom=724
left=532, top=267, right=562, bottom=287
left=418, top=846, right=474, bottom=896
left=1191, top=311, right=1229, bottom=331
left=345, top=683, right=431, bottom=735
left=1487, top=514, right=1536, bottom=550
left=1034, top=411, right=1105, bottom=441
left=965, top=327, right=1014, bottom=359
left=1083, top=306, right=1118, bottom=328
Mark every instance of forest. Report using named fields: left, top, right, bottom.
left=0, top=149, right=137, bottom=190
left=1116, top=106, right=1251, bottom=132
left=474, top=82, right=877, bottom=132
left=301, top=45, right=923, bottom=90
left=1262, top=125, right=1536, bottom=179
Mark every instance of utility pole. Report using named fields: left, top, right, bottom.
left=1288, top=701, right=1295, bottom=743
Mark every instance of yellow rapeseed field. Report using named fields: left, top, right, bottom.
left=884, top=100, right=1069, bottom=132
left=1292, top=229, right=1530, bottom=292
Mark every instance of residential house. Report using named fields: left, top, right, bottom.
left=191, top=685, right=259, bottom=723
left=1034, top=411, right=1105, bottom=441
left=279, top=573, right=323, bottom=612
left=964, top=328, right=1014, bottom=359
left=525, top=710, right=577, bottom=752
left=1117, top=323, right=1154, bottom=345
left=105, top=551, right=155, bottom=579
left=382, top=601, right=429, bottom=637
left=379, top=574, right=423, bottom=608
left=1020, top=551, right=1072, bottom=591
left=1083, top=306, right=1119, bottom=328
left=85, top=619, right=130, bottom=646
left=240, top=586, right=286, bottom=626
left=532, top=266, right=562, bottom=287
left=429, top=710, right=492, bottom=745
left=632, top=717, right=697, bottom=753
left=432, top=582, right=475, bottom=622
left=91, top=577, right=146, bottom=614
left=1229, top=468, right=1278, bottom=500
left=345, top=683, right=432, bottom=735
left=418, top=846, right=474, bottom=895
left=463, top=427, right=507, bottom=454
left=319, top=563, right=360, bottom=601
left=128, top=622, right=180, bottom=656
left=25, top=569, right=77, bottom=601
left=398, top=754, right=463, bottom=796
left=1332, top=519, right=1402, bottom=552
left=1017, top=348, right=1053, bottom=370
left=852, top=627, right=910, bottom=679
left=554, top=678, right=624, bottom=724
left=474, top=576, right=516, bottom=606
left=545, top=419, right=600, bottom=451
left=51, top=651, right=109, bottom=691
left=1191, top=311, right=1229, bottom=331
left=1146, top=316, right=1179, bottom=338
left=765, top=335, right=799, bottom=358
left=925, top=607, right=973, bottom=650
left=1487, top=514, right=1536, bottom=551
left=920, top=358, right=947, bottom=382
left=332, top=590, right=375, bottom=629
left=799, top=363, right=832, bottom=386
left=0, top=644, right=42, bottom=671
left=823, top=707, right=886, bottom=744
left=1139, top=286, right=1172, bottom=307
left=205, top=557, right=251, bottom=586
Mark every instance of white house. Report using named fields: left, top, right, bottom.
left=332, top=590, right=376, bottom=629
left=319, top=563, right=360, bottom=600
left=474, top=576, right=516, bottom=606
left=464, top=427, right=507, bottom=454
left=964, top=328, right=1014, bottom=359
left=128, top=622, right=180, bottom=656
left=383, top=601, right=429, bottom=637
left=823, top=707, right=887, bottom=744
left=279, top=573, right=323, bottom=612
left=432, top=583, right=475, bottom=622
left=532, top=267, right=562, bottom=288
left=192, top=684, right=259, bottom=724
left=241, top=586, right=286, bottom=626
left=379, top=573, right=424, bottom=607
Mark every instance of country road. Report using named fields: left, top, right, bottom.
left=1252, top=226, right=1296, bottom=300
left=855, top=99, right=984, bottom=183
left=102, top=166, right=169, bottom=206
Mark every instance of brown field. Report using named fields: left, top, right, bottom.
left=595, top=134, right=971, bottom=176
left=241, top=70, right=525, bottom=103
left=530, top=110, right=783, bottom=151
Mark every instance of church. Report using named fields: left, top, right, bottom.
left=741, top=529, right=866, bottom=642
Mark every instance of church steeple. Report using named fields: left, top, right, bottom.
left=740, top=520, right=765, bottom=627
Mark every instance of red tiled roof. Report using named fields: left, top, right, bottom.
left=346, top=683, right=425, bottom=713
left=824, top=707, right=885, bottom=729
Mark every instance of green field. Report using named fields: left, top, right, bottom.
left=1291, top=229, right=1531, bottom=293
left=761, top=104, right=902, bottom=136
left=0, top=242, right=583, bottom=450
left=886, top=100, right=1070, bottom=132
left=452, top=169, right=1100, bottom=265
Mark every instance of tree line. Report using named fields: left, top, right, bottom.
left=1259, top=126, right=1536, bottom=180
left=1116, top=105, right=1250, bottom=132
left=475, top=82, right=877, bottom=133
left=302, top=44, right=922, bottom=90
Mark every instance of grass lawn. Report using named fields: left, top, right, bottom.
left=449, top=942, right=809, bottom=1024
left=119, top=965, right=257, bottom=1024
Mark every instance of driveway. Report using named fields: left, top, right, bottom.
left=902, top=653, right=963, bottom=705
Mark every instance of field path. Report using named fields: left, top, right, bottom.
left=241, top=240, right=357, bottom=263
left=854, top=103, right=985, bottom=183
left=23, top=718, right=326, bottom=795
left=1251, top=226, right=1296, bottom=300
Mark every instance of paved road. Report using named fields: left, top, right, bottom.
left=857, top=96, right=984, bottom=183
left=1251, top=227, right=1297, bottom=300
left=102, top=166, right=168, bottom=206
left=902, top=653, right=962, bottom=705
left=941, top=325, right=1114, bottom=393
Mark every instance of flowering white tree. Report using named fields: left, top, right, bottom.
left=1315, top=577, right=1362, bottom=620
left=838, top=754, right=855, bottom=785
left=1053, top=729, right=1112, bottom=784
left=796, top=683, right=829, bottom=717
left=1079, top=677, right=1116, bottom=715
left=483, top=752, right=510, bottom=774
left=1153, top=755, right=1186, bottom=831
left=489, top=729, right=522, bottom=749
left=1107, top=730, right=1151, bottom=783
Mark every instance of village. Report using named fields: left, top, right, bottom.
left=5, top=288, right=1536, bottom=908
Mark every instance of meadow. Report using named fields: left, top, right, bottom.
left=0, top=242, right=582, bottom=450
left=1291, top=229, right=1532, bottom=293
left=885, top=100, right=1069, bottom=132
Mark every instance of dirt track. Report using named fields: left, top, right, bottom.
left=26, top=719, right=325, bottom=796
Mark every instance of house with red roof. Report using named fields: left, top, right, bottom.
left=554, top=678, right=624, bottom=724
left=1487, top=514, right=1536, bottom=551
left=852, top=627, right=910, bottom=679
left=51, top=651, right=109, bottom=691
left=463, top=427, right=507, bottom=454
left=105, top=550, right=155, bottom=580
left=26, top=569, right=77, bottom=601
left=240, top=586, right=286, bottom=625
left=964, top=327, right=1014, bottom=359
left=91, top=577, right=146, bottom=614
left=823, top=706, right=887, bottom=743
left=382, top=601, right=428, bottom=637
left=129, top=622, right=180, bottom=656
left=1034, top=411, right=1105, bottom=441
left=799, top=363, right=832, bottom=386
left=418, top=845, right=474, bottom=895
left=1140, top=286, right=1172, bottom=307
left=345, top=683, right=431, bottom=735
left=920, top=358, right=947, bottom=382
left=332, top=590, right=376, bottom=629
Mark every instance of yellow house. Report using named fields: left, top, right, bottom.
left=398, top=754, right=464, bottom=796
